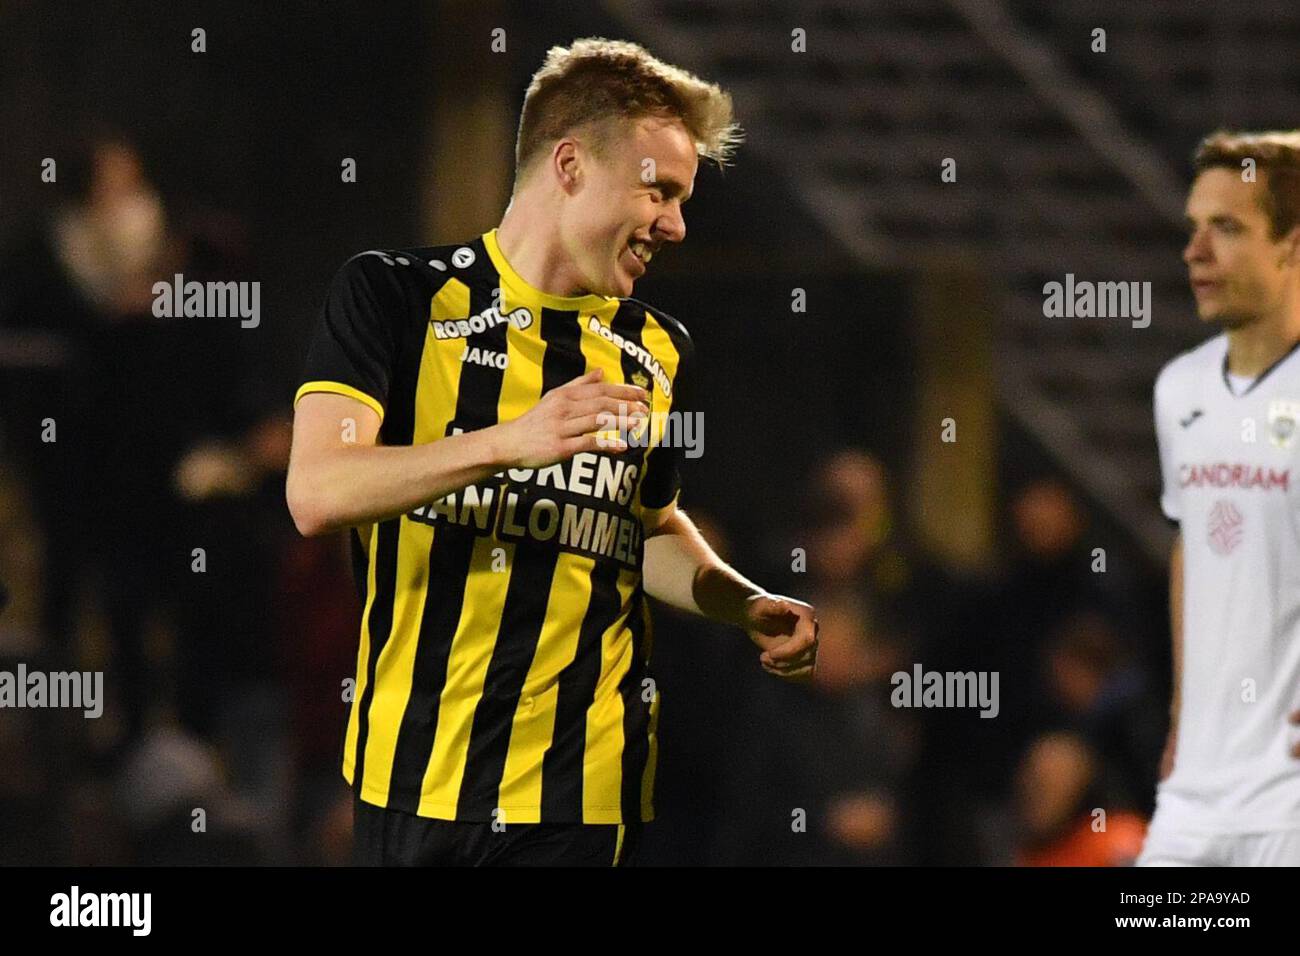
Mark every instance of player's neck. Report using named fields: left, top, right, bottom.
left=1225, top=298, right=1300, bottom=379
left=495, top=201, right=590, bottom=299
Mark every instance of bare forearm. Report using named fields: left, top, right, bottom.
left=288, top=427, right=506, bottom=535
left=642, top=511, right=765, bottom=624
left=692, top=561, right=768, bottom=626
left=288, top=369, right=648, bottom=537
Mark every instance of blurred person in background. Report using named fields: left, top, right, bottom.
left=0, top=129, right=298, bottom=861
left=0, top=130, right=279, bottom=744
left=0, top=130, right=175, bottom=698
left=718, top=450, right=923, bottom=864
left=907, top=478, right=1113, bottom=863
left=1015, top=732, right=1146, bottom=867
left=1034, top=610, right=1164, bottom=811
left=996, top=478, right=1131, bottom=674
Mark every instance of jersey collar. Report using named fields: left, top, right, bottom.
left=1219, top=335, right=1300, bottom=398
left=482, top=228, right=613, bottom=313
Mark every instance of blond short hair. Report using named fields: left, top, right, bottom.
left=514, top=37, right=743, bottom=183
left=1194, top=129, right=1300, bottom=239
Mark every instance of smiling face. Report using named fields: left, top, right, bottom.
left=558, top=115, right=698, bottom=297
left=1183, top=167, right=1300, bottom=329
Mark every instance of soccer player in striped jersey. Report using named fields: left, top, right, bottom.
left=286, top=38, right=818, bottom=866
left=1140, top=131, right=1300, bottom=865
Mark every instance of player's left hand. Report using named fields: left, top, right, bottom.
left=743, top=593, right=818, bottom=684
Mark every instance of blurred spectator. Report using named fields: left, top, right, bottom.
left=110, top=725, right=266, bottom=865
left=716, top=451, right=925, bottom=865
left=0, top=129, right=295, bottom=733
left=910, top=478, right=1129, bottom=862
left=0, top=130, right=309, bottom=861
left=1034, top=611, right=1165, bottom=810
left=1015, top=732, right=1147, bottom=867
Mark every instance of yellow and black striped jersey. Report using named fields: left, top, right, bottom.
left=294, top=228, right=694, bottom=824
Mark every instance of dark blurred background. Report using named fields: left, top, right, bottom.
left=3, top=0, right=1295, bottom=865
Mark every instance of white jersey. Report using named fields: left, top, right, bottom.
left=1153, top=332, right=1300, bottom=833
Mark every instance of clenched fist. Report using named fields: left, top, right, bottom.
left=744, top=593, right=819, bottom=684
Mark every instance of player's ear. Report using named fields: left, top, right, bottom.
left=1283, top=225, right=1300, bottom=267
left=552, top=139, right=580, bottom=191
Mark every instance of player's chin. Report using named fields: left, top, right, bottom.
left=614, top=262, right=639, bottom=296
left=1203, top=311, right=1249, bottom=331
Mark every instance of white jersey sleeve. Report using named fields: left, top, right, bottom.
left=1154, top=362, right=1183, bottom=523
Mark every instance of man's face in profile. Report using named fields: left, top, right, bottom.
left=563, top=115, right=698, bottom=297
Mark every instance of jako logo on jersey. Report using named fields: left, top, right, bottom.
left=459, top=346, right=507, bottom=369
left=1207, top=499, right=1244, bottom=555
left=451, top=247, right=475, bottom=268
left=1268, top=399, right=1300, bottom=449
left=432, top=305, right=534, bottom=340
left=585, top=316, right=673, bottom=397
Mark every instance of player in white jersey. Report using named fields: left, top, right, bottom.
left=1140, top=130, right=1300, bottom=866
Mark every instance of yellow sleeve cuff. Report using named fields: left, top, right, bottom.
left=294, top=381, right=385, bottom=422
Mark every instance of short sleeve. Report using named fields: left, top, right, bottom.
left=1154, top=364, right=1182, bottom=524
left=638, top=326, right=695, bottom=525
left=294, top=252, right=404, bottom=422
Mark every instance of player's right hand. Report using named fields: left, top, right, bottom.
left=495, top=367, right=649, bottom=469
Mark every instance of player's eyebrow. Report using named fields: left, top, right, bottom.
left=648, top=176, right=692, bottom=203
left=1184, top=213, right=1243, bottom=230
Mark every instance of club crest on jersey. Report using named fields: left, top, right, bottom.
left=585, top=316, right=673, bottom=397
left=629, top=370, right=652, bottom=442
left=1268, top=399, right=1300, bottom=449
